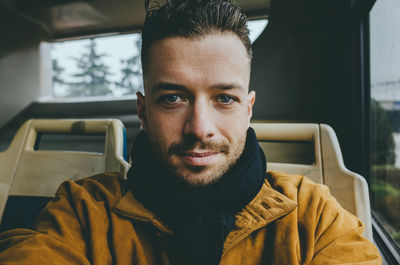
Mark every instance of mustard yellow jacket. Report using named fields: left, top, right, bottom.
left=0, top=171, right=381, bottom=264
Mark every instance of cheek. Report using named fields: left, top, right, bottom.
left=146, top=109, right=185, bottom=139
left=215, top=108, right=250, bottom=140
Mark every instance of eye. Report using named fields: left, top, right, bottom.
left=160, top=94, right=183, bottom=104
left=216, top=95, right=236, bottom=104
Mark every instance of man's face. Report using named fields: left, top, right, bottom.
left=137, top=33, right=255, bottom=186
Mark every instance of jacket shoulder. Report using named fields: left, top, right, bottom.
left=55, top=172, right=127, bottom=206
left=266, top=170, right=341, bottom=224
left=266, top=170, right=331, bottom=202
left=266, top=171, right=381, bottom=264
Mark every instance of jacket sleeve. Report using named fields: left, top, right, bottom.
left=308, top=185, right=382, bottom=265
left=0, top=181, right=94, bottom=265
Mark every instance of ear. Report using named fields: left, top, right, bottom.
left=247, top=90, right=256, bottom=128
left=137, top=91, right=148, bottom=131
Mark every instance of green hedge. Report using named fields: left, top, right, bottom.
left=370, top=99, right=396, bottom=165
left=371, top=165, right=400, bottom=190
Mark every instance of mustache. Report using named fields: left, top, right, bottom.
left=168, top=137, right=230, bottom=155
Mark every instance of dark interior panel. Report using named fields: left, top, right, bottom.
left=251, top=0, right=370, bottom=176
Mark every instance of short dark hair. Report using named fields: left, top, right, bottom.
left=141, top=0, right=252, bottom=75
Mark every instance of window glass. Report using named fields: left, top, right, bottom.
left=248, top=19, right=268, bottom=43
left=51, top=34, right=142, bottom=98
left=370, top=0, right=400, bottom=246
left=50, top=19, right=267, bottom=99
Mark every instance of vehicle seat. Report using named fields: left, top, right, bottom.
left=0, top=119, right=130, bottom=231
left=252, top=123, right=373, bottom=240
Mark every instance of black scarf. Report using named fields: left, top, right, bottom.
left=128, top=128, right=266, bottom=265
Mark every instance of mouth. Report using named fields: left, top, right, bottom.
left=178, top=151, right=220, bottom=166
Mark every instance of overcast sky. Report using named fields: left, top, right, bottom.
left=370, top=0, right=400, bottom=85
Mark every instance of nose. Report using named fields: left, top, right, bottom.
left=183, top=99, right=216, bottom=140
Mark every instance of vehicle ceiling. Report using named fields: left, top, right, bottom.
left=0, top=0, right=270, bottom=41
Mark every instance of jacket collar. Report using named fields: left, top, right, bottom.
left=112, top=177, right=297, bottom=251
left=112, top=190, right=173, bottom=234
left=222, top=179, right=297, bottom=255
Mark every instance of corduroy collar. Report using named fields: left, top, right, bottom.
left=112, top=176, right=297, bottom=253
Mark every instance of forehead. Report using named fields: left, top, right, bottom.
left=144, top=33, right=251, bottom=92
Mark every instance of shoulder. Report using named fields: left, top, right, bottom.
left=266, top=170, right=344, bottom=225
left=264, top=171, right=381, bottom=263
left=55, top=172, right=127, bottom=206
left=267, top=170, right=362, bottom=236
left=267, top=170, right=332, bottom=203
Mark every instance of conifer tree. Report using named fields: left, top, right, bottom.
left=52, top=58, right=68, bottom=97
left=116, top=38, right=143, bottom=95
left=67, top=38, right=113, bottom=97
left=52, top=58, right=65, bottom=86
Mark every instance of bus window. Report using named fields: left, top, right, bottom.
left=370, top=0, right=400, bottom=248
left=51, top=33, right=143, bottom=99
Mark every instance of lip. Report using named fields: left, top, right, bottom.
left=179, top=151, right=220, bottom=166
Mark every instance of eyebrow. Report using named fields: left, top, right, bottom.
left=151, top=82, right=243, bottom=92
left=151, top=82, right=187, bottom=92
left=209, top=82, right=243, bottom=91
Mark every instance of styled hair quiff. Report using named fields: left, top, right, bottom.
left=141, top=0, right=252, bottom=75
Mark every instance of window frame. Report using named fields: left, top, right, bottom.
left=372, top=213, right=400, bottom=264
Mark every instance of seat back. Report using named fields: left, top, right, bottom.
left=252, top=123, right=373, bottom=240
left=0, top=119, right=130, bottom=221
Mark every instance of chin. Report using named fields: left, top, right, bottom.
left=177, top=167, right=227, bottom=187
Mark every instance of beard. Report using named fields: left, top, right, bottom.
left=147, top=132, right=247, bottom=187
